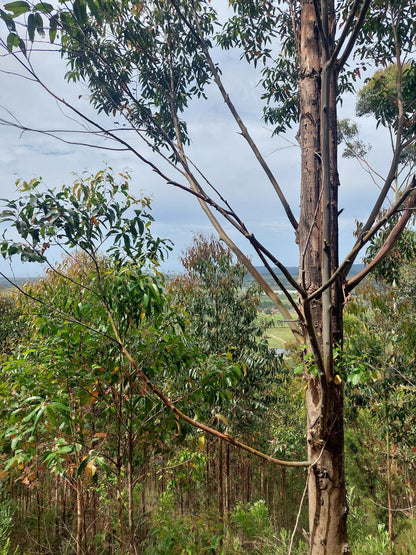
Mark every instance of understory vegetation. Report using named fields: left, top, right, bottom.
left=0, top=173, right=415, bottom=554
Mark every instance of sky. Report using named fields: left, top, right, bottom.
left=0, top=5, right=395, bottom=280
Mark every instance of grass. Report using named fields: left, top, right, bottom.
left=266, top=325, right=297, bottom=348
left=259, top=300, right=299, bottom=349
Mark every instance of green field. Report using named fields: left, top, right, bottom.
left=266, top=324, right=297, bottom=348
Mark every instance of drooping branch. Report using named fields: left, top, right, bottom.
left=0, top=116, right=133, bottom=150
left=169, top=0, right=299, bottom=231
left=107, top=309, right=310, bottom=467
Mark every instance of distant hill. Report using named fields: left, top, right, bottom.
left=243, top=264, right=365, bottom=287
left=1, top=265, right=365, bottom=292
left=0, top=276, right=35, bottom=292
left=251, top=264, right=364, bottom=277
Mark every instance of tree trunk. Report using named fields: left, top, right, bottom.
left=306, top=383, right=348, bottom=553
left=218, top=439, right=224, bottom=529
left=280, top=466, right=287, bottom=527
left=206, top=438, right=210, bottom=507
left=225, top=443, right=231, bottom=522
left=298, top=1, right=349, bottom=553
left=127, top=433, right=135, bottom=555
left=385, top=401, right=394, bottom=547
left=76, top=477, right=84, bottom=555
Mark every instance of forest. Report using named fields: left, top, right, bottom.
left=0, top=0, right=415, bottom=554
left=0, top=176, right=415, bottom=554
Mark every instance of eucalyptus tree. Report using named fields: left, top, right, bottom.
left=0, top=170, right=247, bottom=552
left=343, top=262, right=416, bottom=547
left=1, top=1, right=416, bottom=552
left=339, top=63, right=416, bottom=205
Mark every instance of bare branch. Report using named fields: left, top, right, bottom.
left=306, top=176, right=416, bottom=301
left=346, top=181, right=416, bottom=291
left=313, top=0, right=328, bottom=55
left=335, top=0, right=372, bottom=70
left=169, top=0, right=299, bottom=230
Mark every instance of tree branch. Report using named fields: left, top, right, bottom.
left=335, top=0, right=372, bottom=70
left=105, top=305, right=310, bottom=467
left=170, top=0, right=299, bottom=230
left=346, top=182, right=416, bottom=292
left=307, top=176, right=416, bottom=301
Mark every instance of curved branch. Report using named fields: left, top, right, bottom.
left=107, top=310, right=310, bottom=468
left=170, top=0, right=299, bottom=230
left=346, top=183, right=416, bottom=292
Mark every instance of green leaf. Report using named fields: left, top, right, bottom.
left=6, top=32, right=19, bottom=52
left=56, top=444, right=73, bottom=454
left=18, top=37, right=26, bottom=56
left=27, top=12, right=35, bottom=42
left=0, top=9, right=17, bottom=32
left=45, top=404, right=56, bottom=426
left=33, top=12, right=45, bottom=37
left=73, top=0, right=87, bottom=25
left=52, top=401, right=70, bottom=414
left=33, top=2, right=53, bottom=13
left=86, top=0, right=101, bottom=22
left=4, top=1, right=30, bottom=17
left=33, top=404, right=46, bottom=431
left=49, top=13, right=58, bottom=43
left=11, top=435, right=21, bottom=450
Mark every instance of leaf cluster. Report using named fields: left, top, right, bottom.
left=356, top=63, right=416, bottom=138
left=0, top=168, right=171, bottom=266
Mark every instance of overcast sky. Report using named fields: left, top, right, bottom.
left=0, top=7, right=394, bottom=279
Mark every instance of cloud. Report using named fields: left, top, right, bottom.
left=0, top=21, right=403, bottom=280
